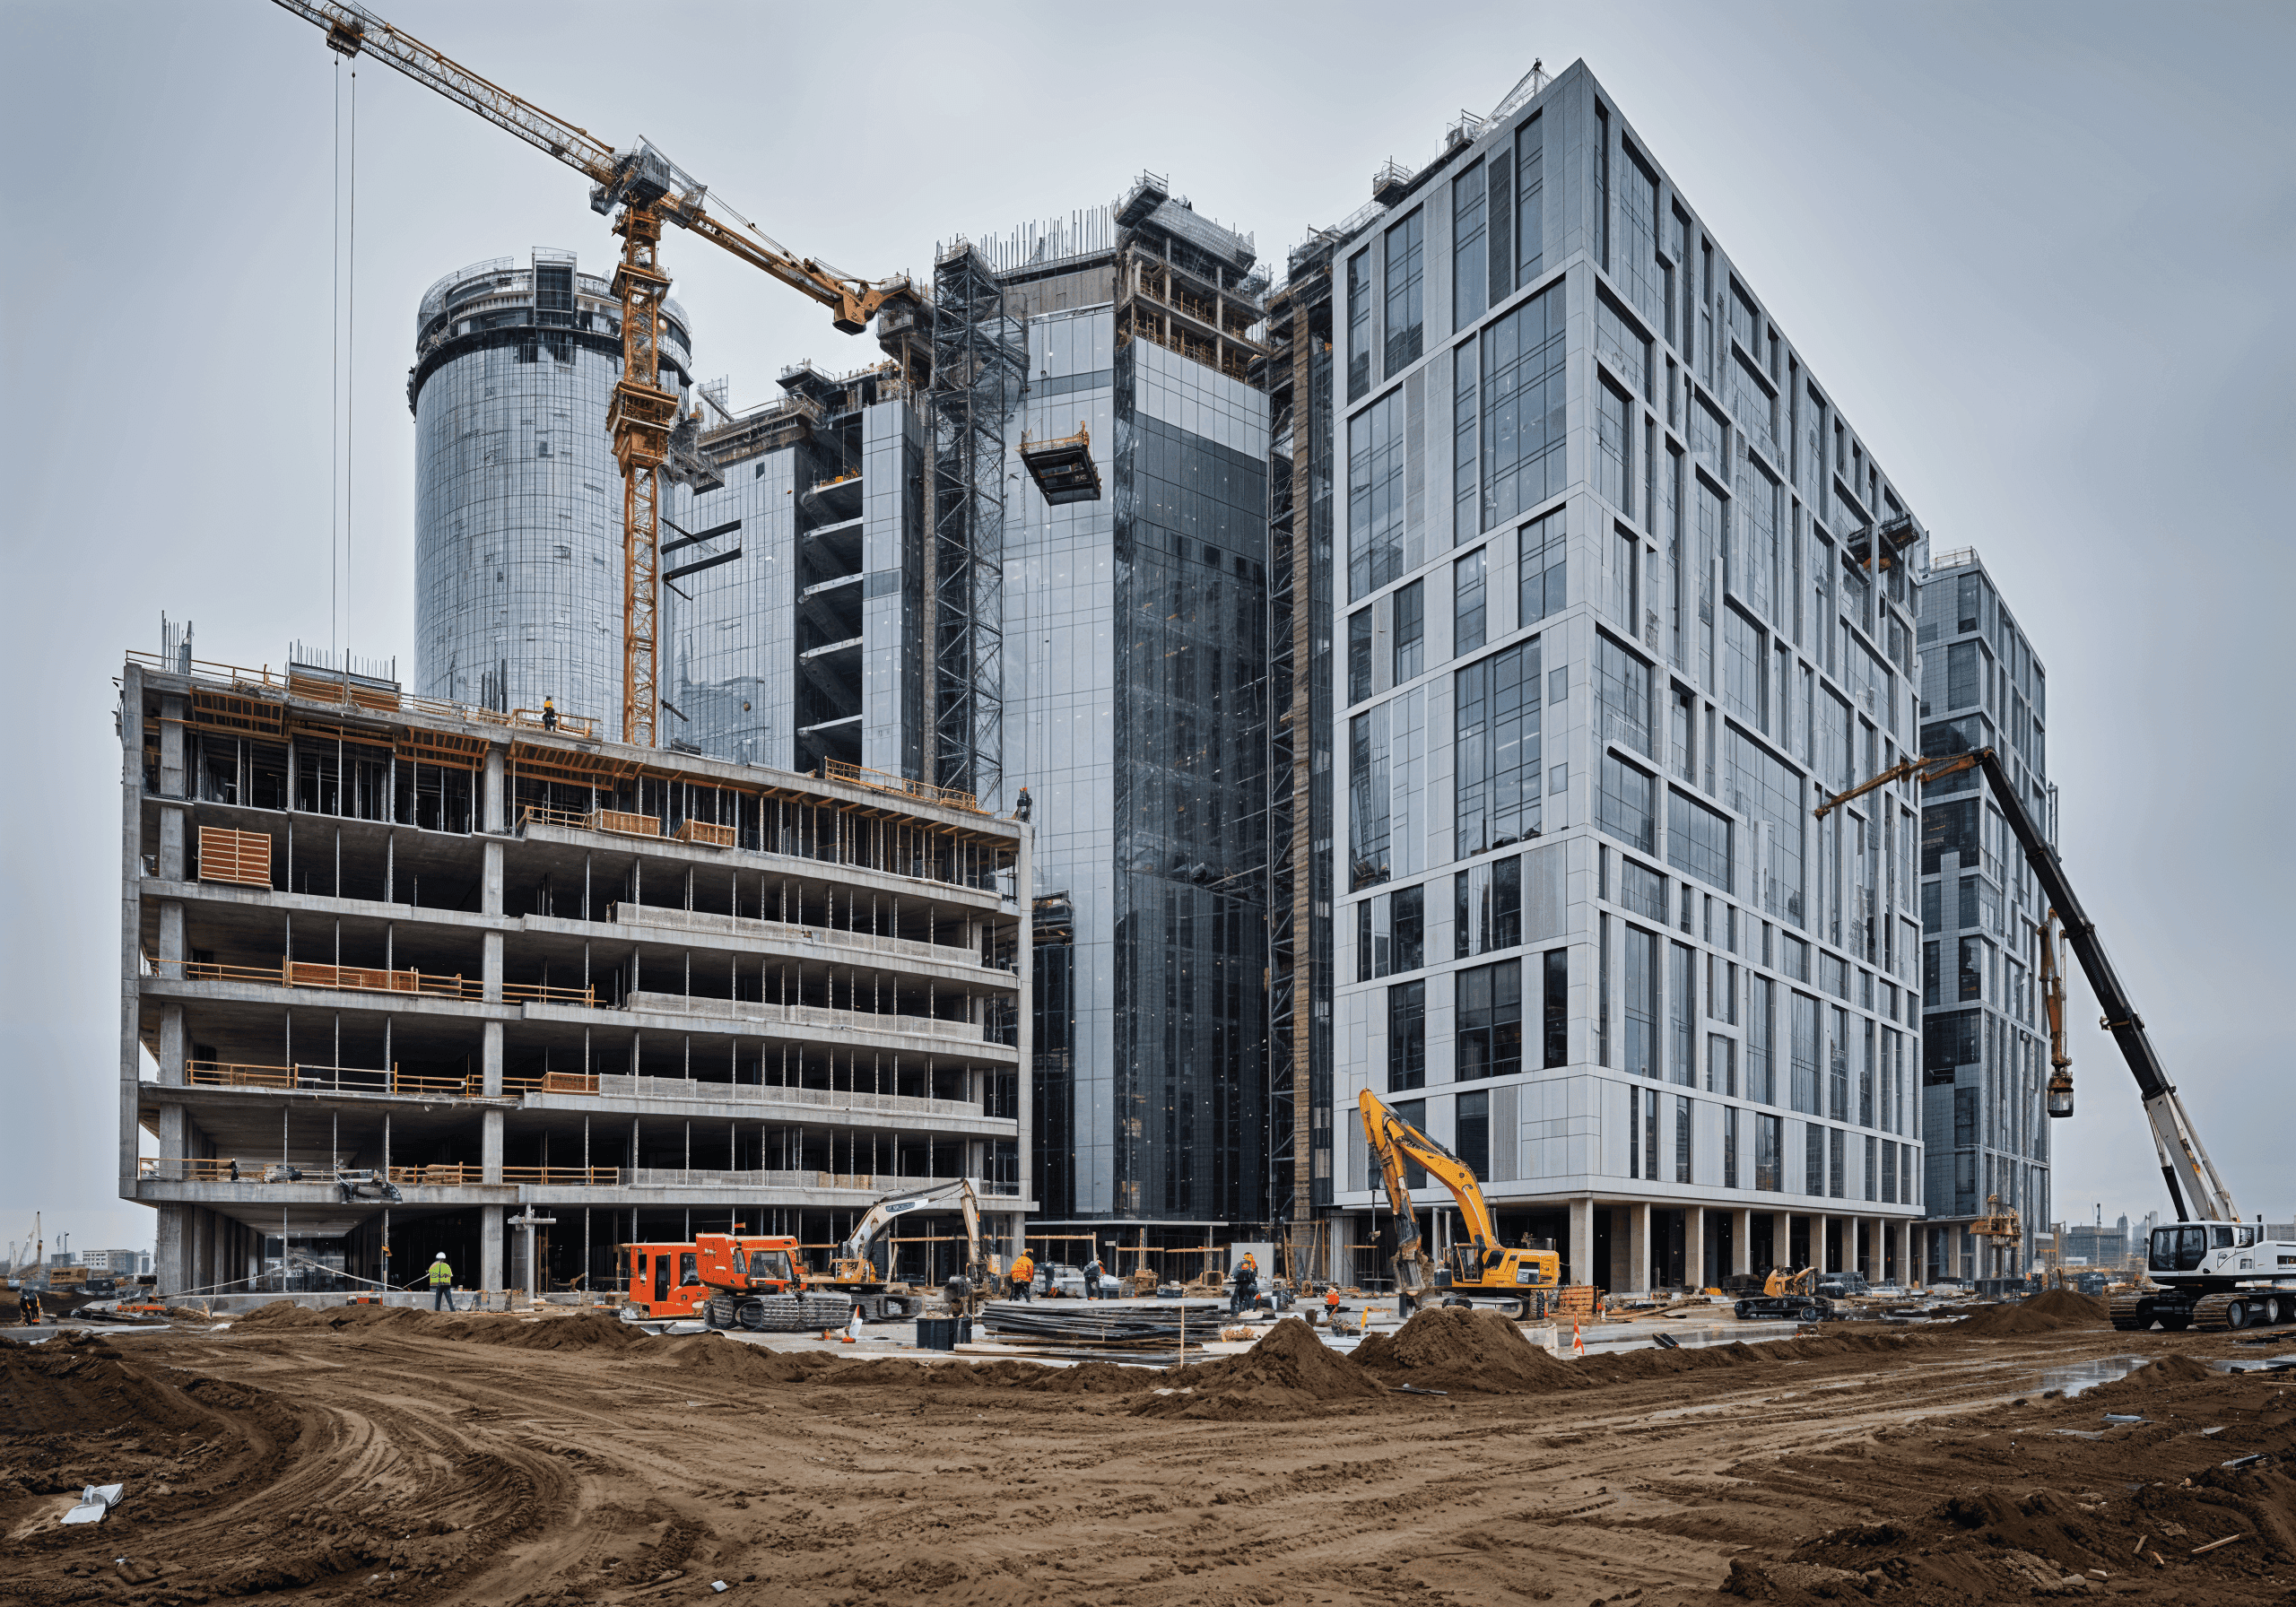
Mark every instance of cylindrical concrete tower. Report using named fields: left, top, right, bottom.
left=410, top=248, right=693, bottom=733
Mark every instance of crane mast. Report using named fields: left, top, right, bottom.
left=270, top=0, right=920, bottom=745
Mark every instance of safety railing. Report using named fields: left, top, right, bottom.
left=185, top=1062, right=480, bottom=1097
left=672, top=819, right=738, bottom=847
left=820, top=757, right=983, bottom=814
left=501, top=1071, right=600, bottom=1096
left=137, top=1157, right=242, bottom=1181
left=153, top=956, right=595, bottom=1009
left=129, top=649, right=601, bottom=743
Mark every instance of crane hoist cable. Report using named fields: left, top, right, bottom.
left=269, top=0, right=925, bottom=746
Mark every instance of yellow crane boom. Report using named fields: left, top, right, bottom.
left=269, top=0, right=921, bottom=746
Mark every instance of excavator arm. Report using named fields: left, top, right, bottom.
left=1823, top=745, right=2239, bottom=1224
left=1358, top=1090, right=1506, bottom=1293
left=834, top=1177, right=983, bottom=1273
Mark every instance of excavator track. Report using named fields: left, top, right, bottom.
left=2189, top=1290, right=2294, bottom=1333
left=2108, top=1292, right=2156, bottom=1332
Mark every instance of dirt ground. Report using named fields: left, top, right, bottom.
left=4, top=1298, right=2293, bottom=1607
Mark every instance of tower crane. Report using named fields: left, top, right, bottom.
left=1822, top=744, right=2293, bottom=1331
left=270, top=1, right=925, bottom=747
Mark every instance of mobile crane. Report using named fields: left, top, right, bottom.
left=1359, top=1089, right=1561, bottom=1319
left=269, top=2, right=925, bottom=748
left=1822, top=743, right=2295, bottom=1332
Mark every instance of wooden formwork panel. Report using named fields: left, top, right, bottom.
left=673, top=819, right=736, bottom=847
left=196, top=827, right=274, bottom=888
left=1551, top=1284, right=1596, bottom=1316
left=596, top=809, right=662, bottom=838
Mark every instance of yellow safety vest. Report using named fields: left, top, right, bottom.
left=428, top=1262, right=454, bottom=1286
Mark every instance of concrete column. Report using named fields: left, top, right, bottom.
left=483, top=1021, right=503, bottom=1099
left=157, top=691, right=187, bottom=880
left=1900, top=1220, right=1915, bottom=1286
left=1628, top=1202, right=1651, bottom=1293
left=483, top=839, right=504, bottom=915
left=1732, top=1207, right=1753, bottom=1276
left=483, top=746, right=508, bottom=834
left=158, top=1003, right=187, bottom=1084
left=155, top=1203, right=189, bottom=1296
left=1569, top=1195, right=1595, bottom=1291
left=483, top=1108, right=504, bottom=1183
left=481, top=1205, right=505, bottom=1304
left=483, top=932, right=503, bottom=1004
left=1684, top=1204, right=1706, bottom=1291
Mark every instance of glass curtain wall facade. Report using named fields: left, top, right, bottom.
left=1917, top=549, right=2053, bottom=1283
left=998, top=191, right=1273, bottom=1230
left=1328, top=63, right=1927, bottom=1293
left=412, top=250, right=694, bottom=734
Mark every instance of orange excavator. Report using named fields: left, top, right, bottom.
left=1359, top=1089, right=1561, bottom=1319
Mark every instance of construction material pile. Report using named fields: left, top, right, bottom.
left=977, top=1299, right=1223, bottom=1350
left=1952, top=1288, right=2110, bottom=1335
left=1352, top=1305, right=1577, bottom=1393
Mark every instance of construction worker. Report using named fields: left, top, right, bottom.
left=428, top=1253, right=456, bottom=1312
left=541, top=696, right=558, bottom=732
left=1007, top=1247, right=1035, bottom=1302
left=1082, top=1253, right=1104, bottom=1300
left=1231, top=1252, right=1260, bottom=1316
left=1323, top=1284, right=1343, bottom=1324
left=17, top=1283, right=40, bottom=1326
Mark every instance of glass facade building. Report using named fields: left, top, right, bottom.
left=1917, top=548, right=2054, bottom=1282
left=411, top=250, right=694, bottom=734
left=1322, top=63, right=1929, bottom=1290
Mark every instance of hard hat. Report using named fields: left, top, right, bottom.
left=434, top=1253, right=447, bottom=1261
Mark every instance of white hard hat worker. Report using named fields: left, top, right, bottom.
left=434, top=1253, right=447, bottom=1261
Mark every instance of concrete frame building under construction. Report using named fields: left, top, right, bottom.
left=1307, top=62, right=1931, bottom=1291
left=121, top=641, right=1029, bottom=1301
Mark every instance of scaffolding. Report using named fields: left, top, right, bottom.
left=928, top=241, right=1022, bottom=806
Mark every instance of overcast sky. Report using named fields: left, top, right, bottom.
left=3, top=0, right=2288, bottom=1259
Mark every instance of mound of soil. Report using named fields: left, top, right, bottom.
left=1136, top=1316, right=1385, bottom=1420
left=1352, top=1306, right=1577, bottom=1393
left=452, top=1308, right=648, bottom=1352
left=1953, top=1289, right=2109, bottom=1336
left=0, top=1333, right=246, bottom=1509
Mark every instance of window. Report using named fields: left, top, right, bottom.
left=1669, top=942, right=1696, bottom=1086
left=1865, top=1134, right=1879, bottom=1202
left=1514, top=116, right=1544, bottom=289
left=1618, top=857, right=1665, bottom=922
left=1829, top=1126, right=1846, bottom=1198
left=1959, top=935, right=1984, bottom=1002
left=1593, top=103, right=1610, bottom=268
left=1543, top=948, right=1568, bottom=1068
left=1480, top=280, right=1567, bottom=527
left=1724, top=727, right=1805, bottom=926
left=1391, top=884, right=1424, bottom=974
left=1457, top=1088, right=1491, bottom=1179
left=1804, top=1121, right=1826, bottom=1195
left=1827, top=1004, right=1850, bottom=1121
left=1709, top=1033, right=1737, bottom=1099
left=1623, top=925, right=1658, bottom=1079
left=1724, top=605, right=1766, bottom=733
left=1394, top=579, right=1423, bottom=682
left=1346, top=248, right=1371, bottom=401
left=1454, top=548, right=1488, bottom=654
left=1597, top=754, right=1655, bottom=854
left=1723, top=1104, right=1740, bottom=1187
left=1453, top=338, right=1480, bottom=538
left=1596, top=291, right=1651, bottom=401
left=1728, top=348, right=1779, bottom=465
left=1383, top=210, right=1425, bottom=375
left=1387, top=980, right=1426, bottom=1090
left=1455, top=854, right=1522, bottom=958
left=1618, top=144, right=1661, bottom=328
left=1347, top=389, right=1405, bottom=599
left=1598, top=911, right=1613, bottom=1067
left=1596, top=378, right=1632, bottom=517
left=1349, top=708, right=1389, bottom=890
left=1674, top=1095, right=1693, bottom=1183
left=1638, top=1088, right=1660, bottom=1180
left=1922, top=798, right=1979, bottom=874
left=1452, top=162, right=1487, bottom=331
left=1746, top=975, right=1774, bottom=1103
left=1665, top=787, right=1732, bottom=893
left=1925, top=1008, right=1979, bottom=1083
left=1611, top=524, right=1640, bottom=634
left=1396, top=1097, right=1430, bottom=1189
left=1595, top=634, right=1652, bottom=755
left=1788, top=991, right=1820, bottom=1114
left=1455, top=638, right=1543, bottom=858
left=1755, top=1112, right=1780, bottom=1191
left=1520, top=508, right=1566, bottom=626
left=1669, top=687, right=1694, bottom=783
left=1457, top=959, right=1523, bottom=1081
left=1347, top=608, right=1373, bottom=705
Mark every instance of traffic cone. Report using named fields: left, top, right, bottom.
left=1572, top=1318, right=1584, bottom=1356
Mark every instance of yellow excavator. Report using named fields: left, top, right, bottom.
left=1359, top=1090, right=1561, bottom=1319
left=1735, top=1266, right=1829, bottom=1324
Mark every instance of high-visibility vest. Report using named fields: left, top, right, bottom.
left=428, top=1262, right=454, bottom=1286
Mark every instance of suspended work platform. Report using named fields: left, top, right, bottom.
left=1018, top=425, right=1102, bottom=505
